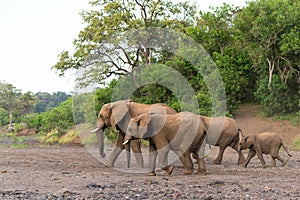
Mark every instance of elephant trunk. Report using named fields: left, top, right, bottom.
left=95, top=128, right=106, bottom=158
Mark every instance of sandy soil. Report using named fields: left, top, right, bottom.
left=0, top=106, right=299, bottom=199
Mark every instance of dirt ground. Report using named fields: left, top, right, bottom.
left=0, top=106, right=300, bottom=199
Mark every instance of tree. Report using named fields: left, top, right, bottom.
left=236, top=0, right=300, bottom=115
left=0, top=81, right=21, bottom=131
left=18, top=92, right=38, bottom=114
left=52, top=0, right=197, bottom=87
left=186, top=4, right=253, bottom=113
left=236, top=0, right=300, bottom=86
left=34, top=92, right=70, bottom=113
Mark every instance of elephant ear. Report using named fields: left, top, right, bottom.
left=110, top=101, right=130, bottom=131
left=137, top=113, right=151, bottom=138
left=245, top=135, right=256, bottom=148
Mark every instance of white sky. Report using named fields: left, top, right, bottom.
left=0, top=0, right=246, bottom=94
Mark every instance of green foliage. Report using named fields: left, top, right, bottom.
left=34, top=92, right=71, bottom=113
left=255, top=75, right=299, bottom=116
left=40, top=130, right=61, bottom=144
left=24, top=98, right=74, bottom=135
left=10, top=143, right=28, bottom=149
left=58, top=130, right=79, bottom=144
left=236, top=0, right=300, bottom=116
left=0, top=107, right=9, bottom=127
left=52, top=0, right=197, bottom=87
left=51, top=0, right=300, bottom=121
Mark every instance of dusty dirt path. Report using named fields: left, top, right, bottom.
left=0, top=105, right=299, bottom=199
left=1, top=146, right=299, bottom=199
left=235, top=105, right=299, bottom=144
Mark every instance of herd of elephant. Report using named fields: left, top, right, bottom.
left=91, top=100, right=292, bottom=176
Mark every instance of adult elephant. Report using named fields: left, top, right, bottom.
left=124, top=112, right=208, bottom=176
left=92, top=100, right=177, bottom=168
left=198, top=116, right=245, bottom=165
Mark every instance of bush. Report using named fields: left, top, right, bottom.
left=255, top=75, right=299, bottom=116
left=23, top=98, right=74, bottom=135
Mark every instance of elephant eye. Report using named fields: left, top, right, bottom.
left=128, top=128, right=132, bottom=132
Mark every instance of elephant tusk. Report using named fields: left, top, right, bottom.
left=90, top=127, right=101, bottom=133
left=122, top=140, right=130, bottom=145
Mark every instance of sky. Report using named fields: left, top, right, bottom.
left=0, top=0, right=247, bottom=94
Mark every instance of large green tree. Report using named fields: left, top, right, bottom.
left=52, top=0, right=196, bottom=87
left=236, top=0, right=300, bottom=115
left=186, top=4, right=253, bottom=113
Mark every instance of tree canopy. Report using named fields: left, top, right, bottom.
left=51, top=0, right=297, bottom=118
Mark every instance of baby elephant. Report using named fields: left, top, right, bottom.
left=239, top=132, right=292, bottom=168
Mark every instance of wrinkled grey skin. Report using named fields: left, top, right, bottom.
left=124, top=112, right=208, bottom=176
left=239, top=132, right=292, bottom=168
left=198, top=116, right=245, bottom=165
left=93, top=100, right=176, bottom=168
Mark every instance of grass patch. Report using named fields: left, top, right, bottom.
left=40, top=130, right=61, bottom=144
left=10, top=143, right=28, bottom=148
left=58, top=130, right=80, bottom=144
left=290, top=136, right=300, bottom=150
left=273, top=112, right=300, bottom=127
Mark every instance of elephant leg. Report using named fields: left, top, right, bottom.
left=275, top=154, right=288, bottom=167
left=173, top=150, right=194, bottom=175
left=232, top=145, right=246, bottom=165
left=195, top=155, right=206, bottom=175
left=147, top=139, right=157, bottom=176
left=158, top=146, right=174, bottom=175
left=107, top=133, right=125, bottom=167
left=255, top=145, right=266, bottom=168
left=214, top=145, right=227, bottom=165
left=256, top=152, right=266, bottom=168
left=124, top=142, right=131, bottom=168
left=179, top=152, right=194, bottom=175
left=130, top=139, right=144, bottom=168
left=243, top=150, right=256, bottom=168
left=198, top=142, right=206, bottom=160
left=271, top=156, right=276, bottom=167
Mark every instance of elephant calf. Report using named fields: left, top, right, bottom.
left=239, top=132, right=292, bottom=168
left=124, top=112, right=208, bottom=176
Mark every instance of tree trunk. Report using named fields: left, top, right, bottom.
left=267, top=58, right=275, bottom=89
left=8, top=109, right=13, bottom=132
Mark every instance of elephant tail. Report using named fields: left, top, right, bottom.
left=281, top=142, right=292, bottom=157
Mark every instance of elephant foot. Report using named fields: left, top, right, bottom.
left=162, top=165, right=174, bottom=175
left=137, top=164, right=144, bottom=169
left=105, top=162, right=114, bottom=168
left=281, top=159, right=288, bottom=167
left=196, top=169, right=206, bottom=175
left=183, top=169, right=194, bottom=175
left=238, top=159, right=246, bottom=165
left=100, top=153, right=106, bottom=158
left=213, top=160, right=221, bottom=165
left=146, top=172, right=156, bottom=176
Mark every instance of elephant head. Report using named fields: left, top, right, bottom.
left=239, top=135, right=256, bottom=151
left=124, top=113, right=166, bottom=144
left=92, top=100, right=132, bottom=158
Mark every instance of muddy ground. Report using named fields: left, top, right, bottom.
left=0, top=106, right=300, bottom=199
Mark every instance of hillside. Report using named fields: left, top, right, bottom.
left=234, top=105, right=299, bottom=145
